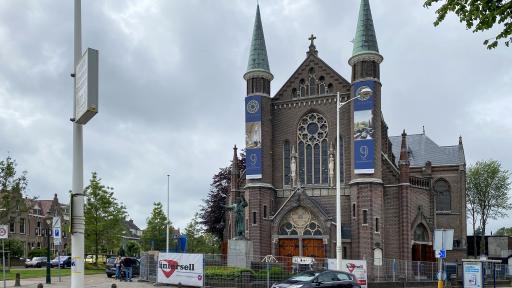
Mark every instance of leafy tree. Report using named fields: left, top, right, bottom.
left=0, top=156, right=29, bottom=222
left=467, top=184, right=480, bottom=257
left=28, top=248, right=48, bottom=258
left=141, top=202, right=175, bottom=251
left=467, top=160, right=512, bottom=255
left=200, top=153, right=245, bottom=241
left=423, top=0, right=512, bottom=49
left=494, top=226, right=512, bottom=236
left=84, top=172, right=127, bottom=263
left=126, top=241, right=141, bottom=257
left=184, top=213, right=220, bottom=254
left=4, top=239, right=24, bottom=258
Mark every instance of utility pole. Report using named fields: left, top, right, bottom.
left=166, top=174, right=170, bottom=253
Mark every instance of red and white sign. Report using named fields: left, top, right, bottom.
left=328, top=259, right=368, bottom=288
left=157, top=253, right=204, bottom=287
left=0, top=225, right=8, bottom=239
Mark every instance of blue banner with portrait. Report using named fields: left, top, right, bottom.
left=353, top=81, right=376, bottom=174
left=245, top=95, right=263, bottom=179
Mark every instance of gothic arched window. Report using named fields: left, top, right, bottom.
left=435, top=179, right=451, bottom=211
left=318, top=76, right=326, bottom=95
left=413, top=224, right=429, bottom=242
left=299, top=79, right=306, bottom=97
left=297, top=113, right=329, bottom=185
left=283, top=140, right=291, bottom=186
left=279, top=206, right=323, bottom=236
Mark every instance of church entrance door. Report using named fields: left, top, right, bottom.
left=278, top=239, right=299, bottom=258
left=302, top=239, right=325, bottom=258
left=412, top=243, right=434, bottom=262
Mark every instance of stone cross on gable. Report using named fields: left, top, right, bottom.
left=309, top=34, right=316, bottom=46
left=307, top=34, right=318, bottom=56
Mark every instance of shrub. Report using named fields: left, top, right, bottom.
left=28, top=248, right=48, bottom=258
left=205, top=266, right=254, bottom=279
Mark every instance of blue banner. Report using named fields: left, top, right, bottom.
left=245, top=95, right=263, bottom=179
left=353, top=80, right=376, bottom=174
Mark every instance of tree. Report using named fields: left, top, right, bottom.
left=184, top=213, right=220, bottom=254
left=126, top=241, right=141, bottom=257
left=467, top=160, right=512, bottom=255
left=199, top=153, right=245, bottom=241
left=84, top=172, right=127, bottom=263
left=494, top=226, right=512, bottom=236
left=4, top=239, right=24, bottom=258
left=141, top=202, right=175, bottom=251
left=0, top=156, right=29, bottom=222
left=467, top=179, right=480, bottom=257
left=423, top=0, right=512, bottom=49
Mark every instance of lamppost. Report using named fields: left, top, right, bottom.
left=166, top=174, right=170, bottom=253
left=45, top=214, right=52, bottom=284
left=335, top=90, right=368, bottom=270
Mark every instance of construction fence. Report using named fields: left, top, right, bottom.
left=139, top=252, right=510, bottom=287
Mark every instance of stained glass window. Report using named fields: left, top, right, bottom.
left=435, top=179, right=451, bottom=211
left=284, top=141, right=291, bottom=185
left=297, top=113, right=329, bottom=185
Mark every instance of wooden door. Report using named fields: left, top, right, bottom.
left=412, top=244, right=435, bottom=262
left=302, top=239, right=325, bottom=258
left=278, top=239, right=299, bottom=257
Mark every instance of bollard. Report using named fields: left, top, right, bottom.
left=14, top=273, right=20, bottom=286
left=37, top=284, right=43, bottom=288
left=111, top=284, right=117, bottom=288
left=178, top=282, right=182, bottom=288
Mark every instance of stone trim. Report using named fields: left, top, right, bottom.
left=348, top=52, right=384, bottom=66
left=349, top=178, right=384, bottom=185
left=243, top=69, right=274, bottom=81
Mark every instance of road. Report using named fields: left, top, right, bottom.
left=4, top=274, right=155, bottom=287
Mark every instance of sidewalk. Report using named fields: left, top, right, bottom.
left=3, top=274, right=155, bottom=287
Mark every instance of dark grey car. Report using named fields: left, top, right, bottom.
left=271, top=270, right=360, bottom=288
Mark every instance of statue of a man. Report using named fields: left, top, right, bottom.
left=291, top=156, right=297, bottom=187
left=225, top=195, right=248, bottom=239
left=329, top=153, right=335, bottom=186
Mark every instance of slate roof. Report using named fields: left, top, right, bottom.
left=389, top=134, right=464, bottom=167
left=352, top=0, right=379, bottom=56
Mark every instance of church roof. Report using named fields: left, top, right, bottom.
left=352, top=0, right=379, bottom=57
left=246, top=5, right=271, bottom=74
left=389, top=134, right=465, bottom=167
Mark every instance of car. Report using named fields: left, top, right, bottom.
left=105, top=257, right=140, bottom=278
left=51, top=256, right=72, bottom=268
left=271, top=270, right=360, bottom=288
left=85, top=254, right=107, bottom=264
left=25, top=257, right=48, bottom=268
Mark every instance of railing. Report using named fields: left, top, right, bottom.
left=409, top=176, right=431, bottom=189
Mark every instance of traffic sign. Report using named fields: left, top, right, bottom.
left=435, top=249, right=446, bottom=259
left=0, top=225, right=7, bottom=239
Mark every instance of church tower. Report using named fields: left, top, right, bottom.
left=243, top=4, right=274, bottom=256
left=348, top=0, right=385, bottom=260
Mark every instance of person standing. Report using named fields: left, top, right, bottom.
left=114, top=256, right=121, bottom=280
left=123, top=257, right=133, bottom=282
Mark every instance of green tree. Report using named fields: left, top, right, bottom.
left=0, top=156, right=29, bottom=222
left=423, top=0, right=512, bottom=49
left=141, top=202, right=175, bottom=251
left=4, top=239, right=24, bottom=258
left=494, top=226, right=512, bottom=236
left=84, top=172, right=127, bottom=263
left=126, top=241, right=141, bottom=257
left=467, top=160, right=512, bottom=255
left=184, top=213, right=220, bottom=254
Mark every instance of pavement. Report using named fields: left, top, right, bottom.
left=3, top=274, right=156, bottom=287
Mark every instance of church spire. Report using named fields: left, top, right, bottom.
left=352, top=0, right=379, bottom=57
left=244, top=4, right=273, bottom=81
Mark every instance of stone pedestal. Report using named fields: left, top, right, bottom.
left=227, top=239, right=253, bottom=268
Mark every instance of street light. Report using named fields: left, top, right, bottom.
left=45, top=214, right=52, bottom=284
left=166, top=174, right=170, bottom=253
left=335, top=91, right=367, bottom=271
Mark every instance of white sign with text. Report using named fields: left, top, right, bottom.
left=157, top=253, right=204, bottom=287
left=328, top=259, right=368, bottom=288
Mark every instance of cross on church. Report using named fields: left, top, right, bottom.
left=309, top=34, right=316, bottom=46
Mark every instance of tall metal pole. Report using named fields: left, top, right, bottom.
left=336, top=92, right=343, bottom=270
left=71, top=0, right=85, bottom=287
left=2, top=239, right=5, bottom=288
left=166, top=174, right=170, bottom=253
left=46, top=223, right=51, bottom=284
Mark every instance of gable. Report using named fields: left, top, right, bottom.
left=273, top=54, right=351, bottom=101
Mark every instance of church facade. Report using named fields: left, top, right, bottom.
left=227, top=0, right=467, bottom=264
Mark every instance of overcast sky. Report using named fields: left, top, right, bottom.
left=0, top=0, right=510, bottom=234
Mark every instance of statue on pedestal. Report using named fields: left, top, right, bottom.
left=225, top=195, right=248, bottom=239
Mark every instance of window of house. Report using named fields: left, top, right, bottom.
left=9, top=217, right=15, bottom=233
left=435, top=179, right=451, bottom=211
left=362, top=210, right=368, bottom=225
left=19, top=218, right=25, bottom=234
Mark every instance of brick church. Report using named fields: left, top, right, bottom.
left=227, top=0, right=467, bottom=264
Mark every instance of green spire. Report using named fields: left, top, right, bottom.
left=352, top=0, right=379, bottom=56
left=246, top=5, right=271, bottom=74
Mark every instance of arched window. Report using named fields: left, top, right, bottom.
left=299, top=79, right=306, bottom=97
left=413, top=224, right=429, bottom=242
left=297, top=113, right=329, bottom=185
left=283, top=141, right=291, bottom=186
left=279, top=206, right=323, bottom=236
left=434, top=179, right=451, bottom=211
left=318, top=76, right=326, bottom=95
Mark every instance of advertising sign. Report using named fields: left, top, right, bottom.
left=245, top=95, right=262, bottom=179
left=353, top=81, right=375, bottom=174
left=157, top=253, right=204, bottom=287
left=463, top=261, right=483, bottom=288
left=0, top=225, right=8, bottom=239
left=75, top=48, right=99, bottom=125
left=327, top=259, right=368, bottom=288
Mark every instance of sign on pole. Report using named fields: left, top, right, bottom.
left=435, top=249, right=447, bottom=259
left=75, top=48, right=99, bottom=125
left=0, top=226, right=7, bottom=239
left=434, top=229, right=454, bottom=251
left=157, top=253, right=204, bottom=287
left=53, top=217, right=61, bottom=245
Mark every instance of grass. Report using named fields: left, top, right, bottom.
left=0, top=267, right=105, bottom=281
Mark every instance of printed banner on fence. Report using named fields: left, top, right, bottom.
left=157, top=252, right=204, bottom=287
left=245, top=95, right=262, bottom=179
left=327, top=259, right=368, bottom=288
left=353, top=80, right=375, bottom=174
left=463, top=261, right=483, bottom=288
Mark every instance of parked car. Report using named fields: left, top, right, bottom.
left=25, top=257, right=48, bottom=268
left=85, top=254, right=107, bottom=264
left=105, top=257, right=140, bottom=278
left=271, top=270, right=360, bottom=288
left=51, top=256, right=72, bottom=268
